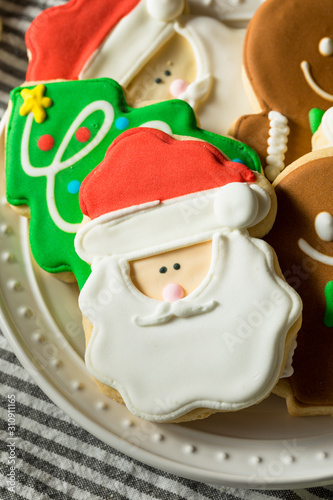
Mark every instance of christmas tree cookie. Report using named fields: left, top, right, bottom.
left=6, top=78, right=261, bottom=288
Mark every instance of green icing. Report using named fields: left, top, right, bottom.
left=6, top=78, right=261, bottom=289
left=309, top=108, right=325, bottom=135
left=324, top=281, right=333, bottom=327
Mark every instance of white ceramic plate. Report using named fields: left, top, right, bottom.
left=1, top=119, right=333, bottom=491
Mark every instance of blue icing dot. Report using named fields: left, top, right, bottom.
left=115, top=117, right=130, bottom=130
left=232, top=158, right=245, bottom=165
left=67, top=180, right=81, bottom=194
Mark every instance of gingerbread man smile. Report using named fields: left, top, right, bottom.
left=300, top=61, right=333, bottom=102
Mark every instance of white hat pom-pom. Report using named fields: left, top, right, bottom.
left=146, top=0, right=185, bottom=21
left=214, top=183, right=259, bottom=229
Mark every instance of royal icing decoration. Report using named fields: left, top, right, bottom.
left=265, top=111, right=290, bottom=181
left=233, top=0, right=333, bottom=170
left=75, top=128, right=301, bottom=422
left=6, top=78, right=260, bottom=287
left=19, top=85, right=52, bottom=124
left=24, top=0, right=253, bottom=136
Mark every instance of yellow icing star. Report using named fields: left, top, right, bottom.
left=19, top=84, right=53, bottom=124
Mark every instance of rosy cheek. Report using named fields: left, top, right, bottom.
left=169, top=79, right=189, bottom=98
left=162, top=283, right=184, bottom=302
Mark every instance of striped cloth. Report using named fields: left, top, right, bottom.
left=1, top=1, right=333, bottom=499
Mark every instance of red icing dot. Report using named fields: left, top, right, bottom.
left=75, top=127, right=91, bottom=143
left=38, top=134, right=55, bottom=151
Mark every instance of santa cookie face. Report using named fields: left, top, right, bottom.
left=25, top=0, right=253, bottom=136
left=130, top=242, right=212, bottom=301
left=266, top=151, right=333, bottom=414
left=233, top=0, right=333, bottom=180
left=75, top=128, right=302, bottom=422
left=125, top=33, right=197, bottom=107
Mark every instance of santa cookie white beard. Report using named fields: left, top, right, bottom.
left=75, top=128, right=302, bottom=423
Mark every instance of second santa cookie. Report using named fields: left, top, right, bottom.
left=75, top=128, right=302, bottom=423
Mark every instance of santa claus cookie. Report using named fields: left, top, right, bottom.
left=232, top=0, right=333, bottom=181
left=6, top=78, right=261, bottom=287
left=75, top=127, right=302, bottom=423
left=24, top=0, right=253, bottom=136
left=265, top=148, right=333, bottom=416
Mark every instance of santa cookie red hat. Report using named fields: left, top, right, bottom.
left=26, top=0, right=187, bottom=82
left=75, top=128, right=271, bottom=263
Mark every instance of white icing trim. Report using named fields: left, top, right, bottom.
left=174, top=20, right=212, bottom=108
left=20, top=101, right=114, bottom=233
left=139, top=121, right=172, bottom=134
left=265, top=111, right=290, bottom=182
left=300, top=61, right=333, bottom=102
left=75, top=182, right=271, bottom=263
left=298, top=238, right=333, bottom=266
left=146, top=0, right=185, bottom=21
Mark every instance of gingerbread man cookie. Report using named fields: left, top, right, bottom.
left=75, top=128, right=302, bottom=423
left=232, top=0, right=333, bottom=181
left=25, top=0, right=253, bottom=136
left=266, top=148, right=333, bottom=415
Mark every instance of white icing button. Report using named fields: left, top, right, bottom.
left=315, top=212, right=333, bottom=241
left=2, top=252, right=16, bottom=263
left=96, top=401, right=108, bottom=410
left=122, top=419, right=135, bottom=428
left=319, top=37, right=333, bottom=57
left=8, top=280, right=22, bottom=291
left=70, top=381, right=84, bottom=391
left=250, top=456, right=262, bottom=465
left=281, top=455, right=295, bottom=465
left=216, top=451, right=229, bottom=461
left=146, top=0, right=185, bottom=21
left=316, top=451, right=329, bottom=460
left=183, top=444, right=196, bottom=454
left=32, top=332, right=45, bottom=343
left=20, top=307, right=34, bottom=319
left=152, top=433, right=165, bottom=442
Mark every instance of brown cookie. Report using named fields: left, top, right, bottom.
left=266, top=148, right=333, bottom=415
left=232, top=0, right=333, bottom=180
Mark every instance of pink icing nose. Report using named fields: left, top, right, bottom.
left=169, top=79, right=189, bottom=98
left=163, top=283, right=184, bottom=302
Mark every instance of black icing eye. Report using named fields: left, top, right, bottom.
left=165, top=70, right=171, bottom=76
left=173, top=263, right=181, bottom=270
left=159, top=266, right=167, bottom=274
left=155, top=78, right=163, bottom=84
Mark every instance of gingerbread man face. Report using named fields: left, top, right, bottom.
left=233, top=0, right=333, bottom=180
left=265, top=150, right=333, bottom=414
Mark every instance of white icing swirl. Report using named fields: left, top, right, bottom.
left=265, top=111, right=290, bottom=182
